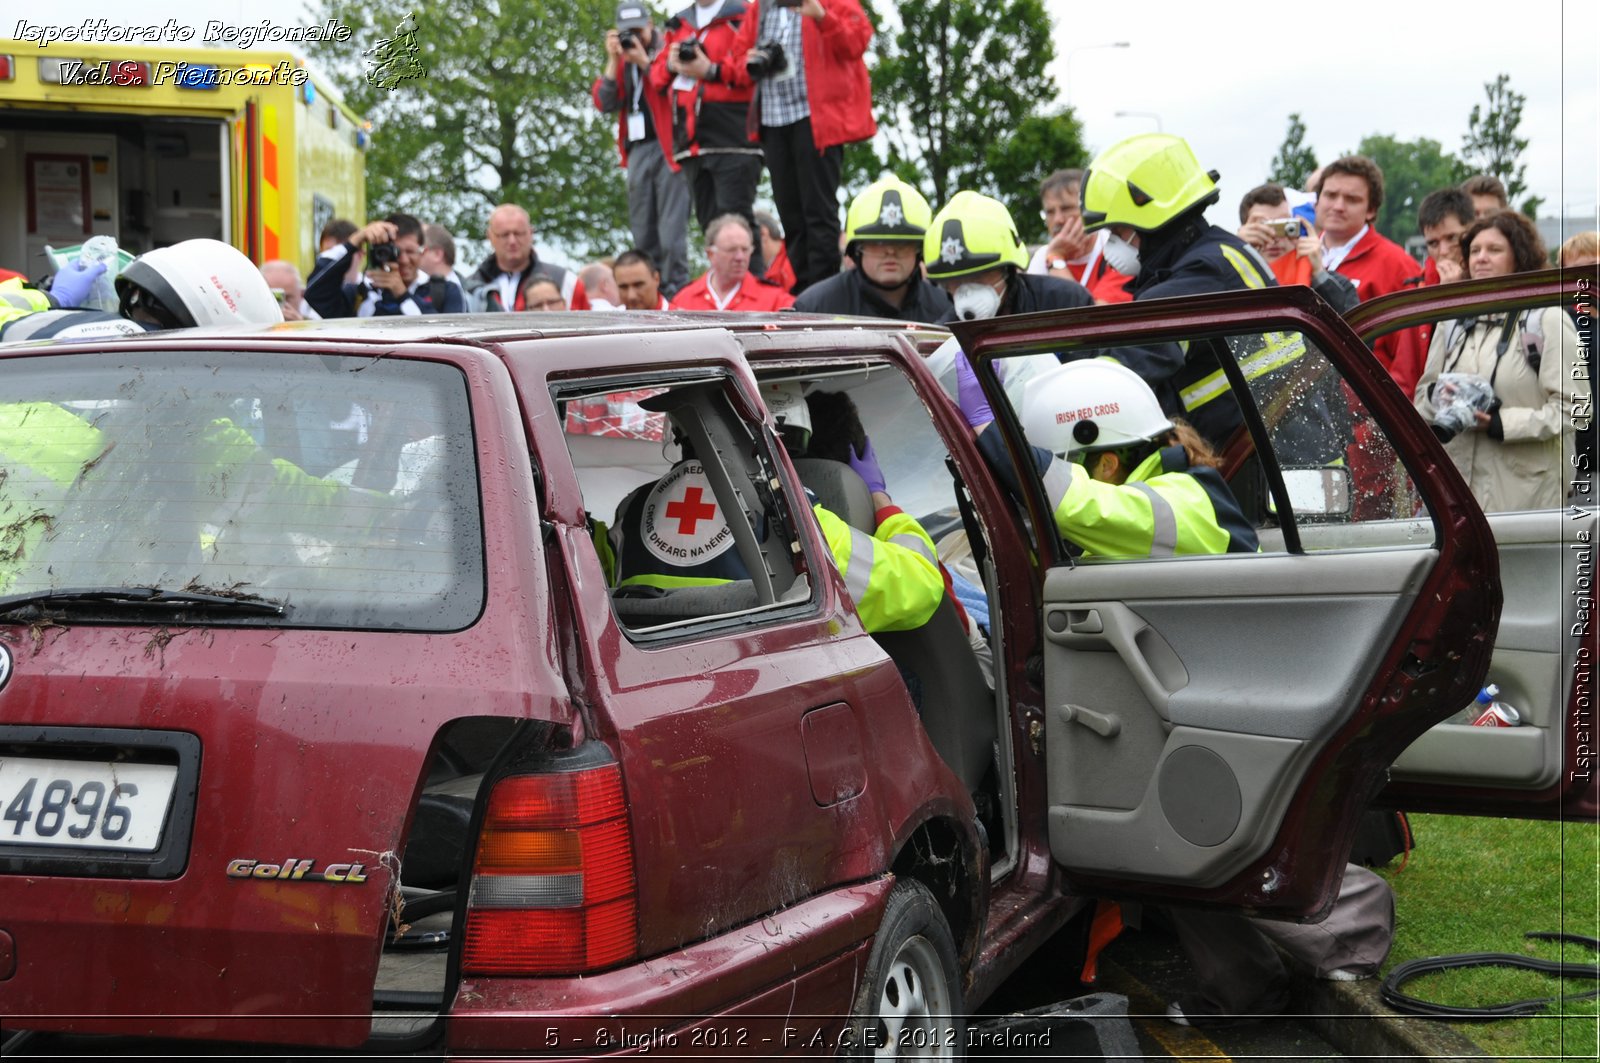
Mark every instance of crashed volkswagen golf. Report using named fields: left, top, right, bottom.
left=0, top=281, right=1585, bottom=1058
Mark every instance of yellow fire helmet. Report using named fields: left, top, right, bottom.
left=1080, top=133, right=1221, bottom=234
left=844, top=175, right=934, bottom=252
left=923, top=191, right=1029, bottom=280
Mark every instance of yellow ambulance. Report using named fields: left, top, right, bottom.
left=0, top=38, right=367, bottom=278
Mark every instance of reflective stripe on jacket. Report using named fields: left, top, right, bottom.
left=814, top=504, right=942, bottom=633
left=1037, top=445, right=1259, bottom=558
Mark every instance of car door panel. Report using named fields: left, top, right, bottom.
left=1388, top=507, right=1593, bottom=796
left=1351, top=271, right=1596, bottom=818
left=1041, top=548, right=1430, bottom=887
left=955, top=287, right=1499, bottom=917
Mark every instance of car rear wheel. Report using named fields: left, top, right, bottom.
left=848, top=878, right=964, bottom=1059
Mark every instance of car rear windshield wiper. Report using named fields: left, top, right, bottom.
left=0, top=586, right=288, bottom=618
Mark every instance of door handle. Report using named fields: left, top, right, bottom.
left=1068, top=609, right=1103, bottom=634
left=1058, top=703, right=1121, bottom=738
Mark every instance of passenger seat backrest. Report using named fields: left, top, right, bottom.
left=793, top=458, right=995, bottom=793
left=792, top=457, right=874, bottom=530
left=874, top=595, right=996, bottom=792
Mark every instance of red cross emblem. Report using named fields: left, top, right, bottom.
left=664, top=486, right=717, bottom=534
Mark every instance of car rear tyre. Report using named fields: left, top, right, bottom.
left=848, top=879, right=964, bottom=1059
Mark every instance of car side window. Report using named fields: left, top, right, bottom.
left=556, top=375, right=813, bottom=636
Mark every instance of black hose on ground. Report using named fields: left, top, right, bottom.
left=1379, top=933, right=1600, bottom=1019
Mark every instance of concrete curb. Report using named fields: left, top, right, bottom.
left=1293, top=969, right=1492, bottom=1062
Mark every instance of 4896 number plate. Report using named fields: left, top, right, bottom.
left=0, top=757, right=177, bottom=852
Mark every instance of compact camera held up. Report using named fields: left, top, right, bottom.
left=745, top=39, right=788, bottom=79
left=1263, top=217, right=1304, bottom=239
left=1431, top=372, right=1495, bottom=442
left=368, top=242, right=400, bottom=271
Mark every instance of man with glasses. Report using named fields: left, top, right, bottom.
left=669, top=214, right=794, bottom=311
left=306, top=212, right=466, bottom=318
left=1026, top=168, right=1133, bottom=304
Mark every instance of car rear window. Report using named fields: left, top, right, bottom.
left=0, top=351, right=483, bottom=630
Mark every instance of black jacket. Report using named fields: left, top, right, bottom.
left=306, top=243, right=466, bottom=318
left=792, top=269, right=953, bottom=323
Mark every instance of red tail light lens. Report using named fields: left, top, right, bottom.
left=460, top=763, right=638, bottom=975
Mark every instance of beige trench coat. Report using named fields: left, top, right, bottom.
left=1413, top=306, right=1588, bottom=512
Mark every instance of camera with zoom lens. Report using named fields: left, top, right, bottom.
left=368, top=242, right=400, bottom=270
left=619, top=28, right=639, bottom=49
left=745, top=39, right=787, bottom=79
left=677, top=39, right=700, bottom=63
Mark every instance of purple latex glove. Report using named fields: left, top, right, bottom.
left=955, top=347, right=995, bottom=429
left=48, top=259, right=107, bottom=309
left=848, top=436, right=888, bottom=495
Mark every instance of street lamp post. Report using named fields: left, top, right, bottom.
left=1115, top=110, right=1164, bottom=132
left=1065, top=41, right=1130, bottom=107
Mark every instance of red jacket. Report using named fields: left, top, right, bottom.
left=650, top=2, right=759, bottom=166
left=1332, top=226, right=1427, bottom=397
left=592, top=41, right=676, bottom=168
left=766, top=242, right=797, bottom=293
left=670, top=270, right=795, bottom=311
left=724, top=0, right=875, bottom=151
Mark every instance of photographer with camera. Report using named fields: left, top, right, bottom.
left=651, top=0, right=767, bottom=278
left=595, top=4, right=690, bottom=297
left=306, top=213, right=465, bottom=318
left=1236, top=183, right=1357, bottom=313
left=722, top=0, right=875, bottom=294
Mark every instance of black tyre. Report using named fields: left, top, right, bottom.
left=847, top=879, right=964, bottom=1059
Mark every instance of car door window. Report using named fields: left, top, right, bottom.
left=556, top=374, right=813, bottom=636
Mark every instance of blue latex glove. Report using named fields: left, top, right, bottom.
left=955, top=347, right=995, bottom=429
left=848, top=436, right=888, bottom=495
left=49, top=259, right=107, bottom=309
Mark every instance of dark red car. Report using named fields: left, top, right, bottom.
left=0, top=275, right=1587, bottom=1058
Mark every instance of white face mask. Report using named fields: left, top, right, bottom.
left=952, top=278, right=1003, bottom=320
left=1102, top=233, right=1142, bottom=278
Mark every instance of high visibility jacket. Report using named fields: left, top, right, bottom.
left=2, top=277, right=151, bottom=340
left=611, top=460, right=942, bottom=632
left=979, top=425, right=1258, bottom=558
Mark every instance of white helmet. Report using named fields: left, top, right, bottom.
left=116, top=239, right=283, bottom=328
left=760, top=380, right=812, bottom=453
left=1020, top=360, right=1173, bottom=459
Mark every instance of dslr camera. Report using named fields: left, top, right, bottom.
left=368, top=242, right=400, bottom=270
left=677, top=39, right=701, bottom=63
left=1430, top=372, right=1494, bottom=442
left=745, top=39, right=788, bottom=79
left=618, top=28, right=639, bottom=49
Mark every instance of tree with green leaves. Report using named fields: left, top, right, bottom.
left=1461, top=73, right=1540, bottom=218
left=1268, top=113, right=1318, bottom=189
left=1352, top=134, right=1465, bottom=247
left=312, top=1, right=630, bottom=263
left=859, top=0, right=1086, bottom=244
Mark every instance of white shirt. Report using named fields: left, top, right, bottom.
left=694, top=0, right=727, bottom=27
left=1322, top=225, right=1369, bottom=274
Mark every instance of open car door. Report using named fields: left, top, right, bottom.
left=956, top=285, right=1501, bottom=920
left=1348, top=268, right=1597, bottom=821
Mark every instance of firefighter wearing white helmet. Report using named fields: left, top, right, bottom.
left=610, top=381, right=944, bottom=632
left=1, top=239, right=283, bottom=342
left=966, top=360, right=1257, bottom=558
left=792, top=176, right=953, bottom=322
left=923, top=191, right=1093, bottom=322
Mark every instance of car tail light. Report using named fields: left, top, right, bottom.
left=460, top=762, right=637, bottom=975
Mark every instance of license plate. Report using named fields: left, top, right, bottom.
left=0, top=757, right=178, bottom=852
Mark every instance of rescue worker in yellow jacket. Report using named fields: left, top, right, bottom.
left=957, top=357, right=1258, bottom=557
left=611, top=382, right=945, bottom=632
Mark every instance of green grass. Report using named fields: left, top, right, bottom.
left=1376, top=814, right=1598, bottom=1061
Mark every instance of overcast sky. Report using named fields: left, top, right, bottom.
left=37, top=0, right=1600, bottom=234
